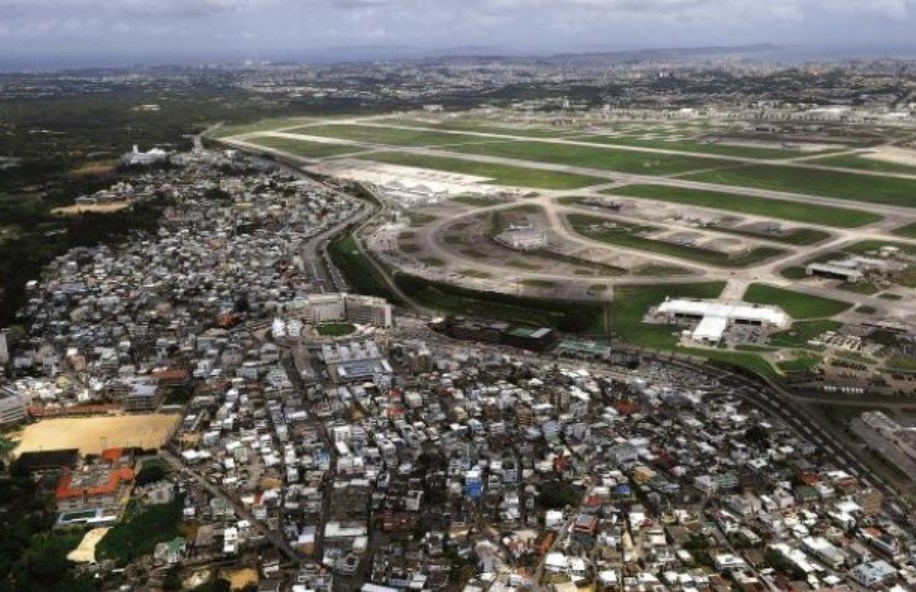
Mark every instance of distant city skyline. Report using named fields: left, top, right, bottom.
left=2, top=0, right=916, bottom=69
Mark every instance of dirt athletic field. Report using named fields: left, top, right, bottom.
left=13, top=414, right=180, bottom=457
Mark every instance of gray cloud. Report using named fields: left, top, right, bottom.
left=1, top=0, right=914, bottom=64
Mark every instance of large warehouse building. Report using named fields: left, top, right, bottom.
left=657, top=298, right=790, bottom=344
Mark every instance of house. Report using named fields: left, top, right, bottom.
left=153, top=537, right=187, bottom=566
left=850, top=560, right=897, bottom=588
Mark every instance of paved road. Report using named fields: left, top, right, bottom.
left=159, top=449, right=301, bottom=563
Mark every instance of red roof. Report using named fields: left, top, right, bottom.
left=55, top=467, right=134, bottom=500
left=100, top=448, right=124, bottom=463
left=615, top=401, right=638, bottom=415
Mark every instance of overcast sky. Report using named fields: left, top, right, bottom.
left=2, top=0, right=916, bottom=67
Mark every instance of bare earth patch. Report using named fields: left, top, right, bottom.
left=221, top=567, right=259, bottom=590
left=861, top=146, right=916, bottom=168
left=52, top=201, right=131, bottom=216
left=14, top=414, right=180, bottom=457
left=68, top=528, right=111, bottom=563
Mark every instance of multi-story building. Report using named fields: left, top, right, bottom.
left=0, top=328, right=8, bottom=364
left=54, top=448, right=134, bottom=514
left=292, top=293, right=392, bottom=328
left=123, top=380, right=164, bottom=413
left=344, top=295, right=392, bottom=328
left=0, top=386, right=27, bottom=427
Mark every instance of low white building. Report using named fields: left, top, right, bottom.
left=657, top=298, right=790, bottom=344
left=495, top=225, right=547, bottom=251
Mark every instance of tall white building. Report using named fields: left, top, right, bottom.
left=0, top=329, right=8, bottom=365
left=0, top=387, right=27, bottom=427
left=290, top=294, right=392, bottom=328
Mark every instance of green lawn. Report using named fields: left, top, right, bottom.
left=572, top=134, right=808, bottom=160
left=328, top=234, right=400, bottom=302
left=633, top=264, right=694, bottom=276
left=743, top=284, right=852, bottom=319
left=448, top=139, right=728, bottom=176
left=685, top=165, right=916, bottom=208
left=780, top=267, right=809, bottom=280
left=380, top=118, right=576, bottom=138
left=606, top=185, right=881, bottom=228
left=704, top=224, right=830, bottom=246
left=611, top=282, right=725, bottom=348
left=521, top=279, right=558, bottom=288
left=609, top=281, right=775, bottom=376
left=777, top=352, right=824, bottom=373
left=886, top=358, right=916, bottom=372
left=892, top=222, right=916, bottom=238
left=768, top=320, right=843, bottom=348
left=842, top=240, right=916, bottom=257
left=96, top=501, right=182, bottom=565
left=394, top=275, right=608, bottom=333
left=567, top=213, right=786, bottom=268
left=837, top=282, right=881, bottom=295
left=316, top=322, right=357, bottom=336
left=451, top=195, right=507, bottom=208
left=418, top=257, right=446, bottom=267
left=285, top=123, right=489, bottom=147
left=807, top=154, right=916, bottom=176
left=214, top=117, right=310, bottom=138
left=241, top=136, right=363, bottom=159
left=361, top=153, right=606, bottom=189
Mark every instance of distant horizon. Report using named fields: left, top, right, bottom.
left=5, top=42, right=916, bottom=74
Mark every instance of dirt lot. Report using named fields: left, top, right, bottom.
left=13, top=414, right=180, bottom=457
left=67, top=528, right=111, bottom=563
left=51, top=201, right=131, bottom=216
left=221, top=568, right=258, bottom=590
left=863, top=146, right=916, bottom=167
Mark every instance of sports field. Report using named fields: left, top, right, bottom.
left=13, top=414, right=180, bottom=457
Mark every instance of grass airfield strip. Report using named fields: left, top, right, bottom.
left=284, top=124, right=494, bottom=147
left=242, top=136, right=367, bottom=158
left=604, top=185, right=881, bottom=228
left=360, top=152, right=607, bottom=189
left=566, top=213, right=787, bottom=268
left=804, top=154, right=916, bottom=176
left=377, top=117, right=583, bottom=138
left=742, top=283, right=853, bottom=319
left=571, top=133, right=809, bottom=160
left=444, top=139, right=730, bottom=175
left=686, top=164, right=916, bottom=209
left=283, top=122, right=730, bottom=174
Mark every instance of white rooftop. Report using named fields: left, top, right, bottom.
left=659, top=298, right=789, bottom=342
